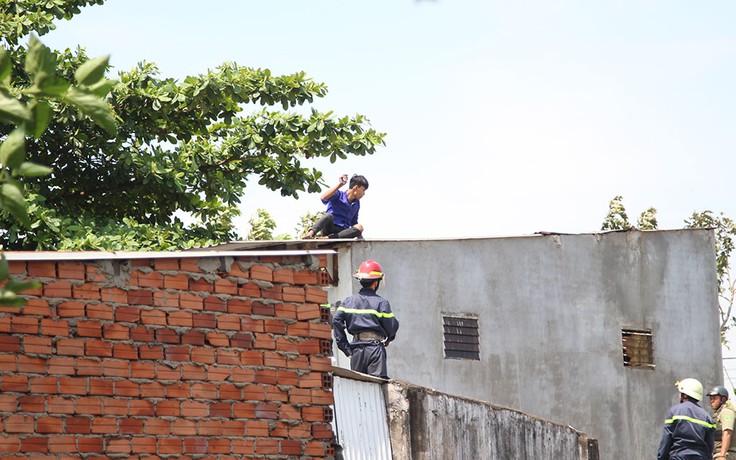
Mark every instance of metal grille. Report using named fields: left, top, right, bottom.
left=443, top=315, right=480, bottom=360
left=622, top=328, right=654, bottom=369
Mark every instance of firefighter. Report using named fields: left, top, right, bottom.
left=332, top=259, right=399, bottom=379
left=708, top=385, right=736, bottom=459
left=658, top=378, right=715, bottom=460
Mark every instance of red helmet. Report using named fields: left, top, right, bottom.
left=353, top=259, right=384, bottom=280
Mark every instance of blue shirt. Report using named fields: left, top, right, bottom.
left=657, top=400, right=715, bottom=460
left=322, top=190, right=360, bottom=229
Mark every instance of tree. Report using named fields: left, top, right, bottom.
left=0, top=1, right=386, bottom=251
left=0, top=34, right=116, bottom=305
left=247, top=209, right=289, bottom=241
left=295, top=211, right=321, bottom=239
left=601, top=195, right=657, bottom=231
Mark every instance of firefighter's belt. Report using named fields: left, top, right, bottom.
left=354, top=331, right=386, bottom=342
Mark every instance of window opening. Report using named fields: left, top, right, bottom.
left=622, top=327, right=654, bottom=369
left=443, top=314, right=480, bottom=360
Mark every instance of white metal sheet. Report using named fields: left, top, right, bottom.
left=333, top=375, right=392, bottom=460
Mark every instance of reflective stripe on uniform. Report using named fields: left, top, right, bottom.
left=336, top=306, right=395, bottom=318
left=665, top=415, right=717, bottom=429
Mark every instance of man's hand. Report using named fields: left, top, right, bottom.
left=339, top=174, right=348, bottom=187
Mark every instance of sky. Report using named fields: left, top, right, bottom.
left=40, top=0, right=736, bottom=241
left=35, top=0, right=736, bottom=384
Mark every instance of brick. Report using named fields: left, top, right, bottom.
left=233, top=438, right=256, bottom=455
left=260, top=285, right=282, bottom=301
left=183, top=437, right=206, bottom=455
left=232, top=368, right=255, bottom=384
left=281, top=439, right=303, bottom=455
left=43, top=280, right=72, bottom=298
left=164, top=346, right=190, bottom=362
left=305, top=286, right=328, bottom=303
left=19, top=396, right=44, bottom=412
left=293, top=269, right=317, bottom=285
left=77, top=436, right=103, bottom=453
left=180, top=258, right=203, bottom=273
left=88, top=378, right=113, bottom=396
left=263, top=351, right=287, bottom=369
left=252, top=333, right=275, bottom=350
left=4, top=415, right=33, bottom=433
left=8, top=260, right=25, bottom=275
left=86, top=303, right=113, bottom=320
left=190, top=313, right=213, bottom=330
left=214, top=278, right=238, bottom=295
left=206, top=366, right=230, bottom=382
left=20, top=436, right=48, bottom=453
left=154, top=258, right=179, bottom=271
left=47, top=396, right=75, bottom=414
left=0, top=394, right=16, bottom=412
left=102, top=397, right=128, bottom=416
left=165, top=382, right=190, bottom=399
left=131, top=362, right=156, bottom=379
left=59, top=377, right=88, bottom=395
left=181, top=364, right=207, bottom=381
left=238, top=282, right=260, bottom=298
left=164, top=273, right=189, bottom=290
left=132, top=270, right=163, bottom=288
left=197, top=419, right=224, bottom=436
left=57, top=339, right=85, bottom=356
left=144, top=418, right=171, bottom=435
left=208, top=438, right=231, bottom=454
left=264, top=319, right=287, bottom=334
left=233, top=402, right=256, bottom=418
left=114, top=306, right=140, bottom=323
left=72, top=283, right=100, bottom=300
left=76, top=320, right=102, bottom=338
left=180, top=293, right=204, bottom=310
left=251, top=301, right=274, bottom=316
left=273, top=268, right=294, bottom=284
left=255, top=438, right=278, bottom=455
left=106, top=438, right=131, bottom=454
left=230, top=332, right=253, bottom=348
left=27, top=261, right=55, bottom=278
left=157, top=364, right=181, bottom=382
left=57, top=301, right=85, bottom=318
left=155, top=328, right=179, bottom=344
left=138, top=345, right=163, bottom=360
left=220, top=383, right=242, bottom=400
left=154, top=290, right=179, bottom=308
left=0, top=354, right=14, bottom=372
left=249, top=265, right=273, bottom=282
left=205, top=332, right=229, bottom=347
left=228, top=260, right=251, bottom=278
left=204, top=296, right=226, bottom=312
left=127, top=289, right=152, bottom=306
left=189, top=277, right=213, bottom=293
left=296, top=303, right=321, bottom=321
left=181, top=330, right=205, bottom=346
left=282, top=286, right=305, bottom=302
left=217, top=314, right=240, bottom=331
left=129, top=399, right=154, bottom=417
left=100, top=287, right=126, bottom=303
left=155, top=400, right=181, bottom=417
left=227, top=298, right=251, bottom=314
left=47, top=357, right=75, bottom=376
left=140, top=309, right=166, bottom=326
left=130, top=326, right=154, bottom=342
left=40, top=319, right=69, bottom=336
left=23, top=336, right=52, bottom=354
left=240, top=350, right=263, bottom=366
left=275, top=303, right=297, bottom=320
left=112, top=343, right=138, bottom=360
left=102, top=359, right=130, bottom=378
left=103, top=323, right=130, bottom=340
left=66, top=416, right=91, bottom=434
left=85, top=340, right=112, bottom=358
left=131, top=259, right=152, bottom=267
left=254, top=369, right=277, bottom=385
left=77, top=397, right=104, bottom=416
left=119, top=417, right=143, bottom=434
left=76, top=359, right=103, bottom=377
left=85, top=264, right=107, bottom=282
left=21, top=297, right=51, bottom=316
left=287, top=322, right=310, bottom=338
left=168, top=311, right=193, bottom=327
left=140, top=381, right=165, bottom=399
left=172, top=419, right=197, bottom=436
left=132, top=436, right=157, bottom=454
left=57, top=262, right=85, bottom=280
left=36, top=416, right=64, bottom=433
left=189, top=347, right=215, bottom=364
left=209, top=402, right=232, bottom=418
left=11, top=316, right=38, bottom=334
left=29, top=376, right=57, bottom=393
left=91, top=416, right=116, bottom=433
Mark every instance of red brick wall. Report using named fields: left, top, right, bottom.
left=0, top=255, right=335, bottom=459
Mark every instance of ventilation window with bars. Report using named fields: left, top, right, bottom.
left=622, top=328, right=654, bottom=369
left=443, top=315, right=480, bottom=360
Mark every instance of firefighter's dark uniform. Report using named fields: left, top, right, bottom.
left=332, top=287, right=399, bottom=379
left=657, top=399, right=716, bottom=460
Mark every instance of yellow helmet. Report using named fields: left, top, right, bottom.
left=677, top=378, right=704, bottom=401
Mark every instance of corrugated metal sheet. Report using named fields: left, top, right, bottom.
left=333, top=375, right=392, bottom=460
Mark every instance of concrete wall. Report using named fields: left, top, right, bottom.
left=1, top=252, right=335, bottom=458
left=332, top=229, right=721, bottom=460
left=386, top=380, right=598, bottom=460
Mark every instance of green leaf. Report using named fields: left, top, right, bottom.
left=64, top=86, right=117, bottom=135
left=0, top=183, right=29, bottom=227
left=0, top=49, right=11, bottom=83
left=75, top=55, right=110, bottom=86
left=0, top=128, right=26, bottom=169
left=4, top=279, right=41, bottom=293
left=0, top=255, right=9, bottom=281
left=87, top=79, right=117, bottom=98
left=0, top=92, right=33, bottom=124
left=37, top=77, right=71, bottom=97
left=0, top=290, right=24, bottom=308
left=25, top=35, right=56, bottom=83
left=29, top=100, right=52, bottom=139
left=15, top=162, right=52, bottom=177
